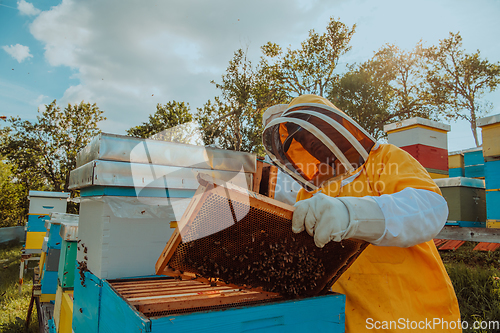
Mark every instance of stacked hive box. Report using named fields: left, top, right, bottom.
left=383, top=117, right=451, bottom=179
left=463, top=147, right=485, bottom=178
left=68, top=133, right=257, bottom=332
left=39, top=213, right=77, bottom=302
left=434, top=177, right=486, bottom=227
left=478, top=114, right=500, bottom=228
left=53, top=218, right=78, bottom=333
left=448, top=151, right=465, bottom=177
left=25, top=191, right=70, bottom=253
left=69, top=133, right=347, bottom=333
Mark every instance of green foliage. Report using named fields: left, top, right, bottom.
left=330, top=43, right=436, bottom=139
left=0, top=162, right=25, bottom=227
left=0, top=241, right=38, bottom=333
left=196, top=48, right=287, bottom=154
left=445, top=263, right=500, bottom=332
left=127, top=101, right=197, bottom=143
left=425, top=32, right=500, bottom=147
left=261, top=17, right=355, bottom=97
left=0, top=100, right=105, bottom=216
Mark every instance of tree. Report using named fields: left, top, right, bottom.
left=196, top=48, right=287, bottom=155
left=0, top=160, right=26, bottom=227
left=0, top=100, right=105, bottom=215
left=425, top=32, right=500, bottom=146
left=261, top=17, right=356, bottom=97
left=330, top=43, right=436, bottom=139
left=127, top=101, right=198, bottom=144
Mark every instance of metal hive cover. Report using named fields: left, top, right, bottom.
left=156, top=174, right=368, bottom=298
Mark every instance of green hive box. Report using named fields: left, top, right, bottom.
left=435, top=177, right=486, bottom=222
left=57, top=219, right=79, bottom=289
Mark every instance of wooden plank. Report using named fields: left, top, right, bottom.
left=252, top=160, right=264, bottom=193
left=438, top=240, right=466, bottom=251
left=433, top=239, right=448, bottom=247
left=473, top=242, right=500, bottom=252
left=120, top=285, right=233, bottom=299
left=436, top=226, right=500, bottom=243
left=267, top=165, right=278, bottom=199
left=111, top=279, right=198, bottom=290
left=135, top=290, right=279, bottom=315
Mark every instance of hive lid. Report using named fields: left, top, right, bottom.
left=477, top=114, right=500, bottom=128
left=434, top=177, right=485, bottom=188
left=68, top=159, right=253, bottom=191
left=48, top=212, right=80, bottom=225
left=76, top=133, right=256, bottom=172
left=383, top=117, right=451, bottom=133
left=28, top=191, right=70, bottom=199
left=59, top=220, right=79, bottom=241
left=156, top=174, right=368, bottom=298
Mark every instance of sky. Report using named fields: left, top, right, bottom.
left=1, top=0, right=499, bottom=152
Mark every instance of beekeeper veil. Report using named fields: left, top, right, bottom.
left=263, top=94, right=376, bottom=192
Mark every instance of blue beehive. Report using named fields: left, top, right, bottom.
left=72, top=271, right=346, bottom=333
left=40, top=213, right=78, bottom=301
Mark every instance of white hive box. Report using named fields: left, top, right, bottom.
left=383, top=117, right=451, bottom=150
left=28, top=191, right=70, bottom=215
left=69, top=133, right=257, bottom=280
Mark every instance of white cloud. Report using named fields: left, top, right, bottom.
left=17, top=0, right=41, bottom=16
left=25, top=0, right=500, bottom=147
left=2, top=44, right=33, bottom=63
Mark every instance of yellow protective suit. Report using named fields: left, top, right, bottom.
left=296, top=143, right=461, bottom=332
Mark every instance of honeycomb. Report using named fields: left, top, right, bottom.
left=167, top=182, right=368, bottom=298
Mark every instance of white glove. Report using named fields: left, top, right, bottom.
left=292, top=193, right=386, bottom=248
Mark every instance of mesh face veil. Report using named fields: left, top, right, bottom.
left=263, top=95, right=376, bottom=191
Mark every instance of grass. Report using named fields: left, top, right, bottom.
left=1, top=240, right=500, bottom=332
left=0, top=241, right=39, bottom=333
left=440, top=242, right=500, bottom=333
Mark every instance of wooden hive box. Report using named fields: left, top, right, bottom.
left=58, top=219, right=79, bottom=289
left=383, top=117, right=450, bottom=150
left=435, top=177, right=486, bottom=223
left=72, top=271, right=346, bottom=333
left=478, top=114, right=500, bottom=161
left=69, top=133, right=258, bottom=280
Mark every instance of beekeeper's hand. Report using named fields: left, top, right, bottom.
left=292, top=193, right=386, bottom=248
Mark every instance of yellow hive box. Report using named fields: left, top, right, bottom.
left=481, top=123, right=500, bottom=159
left=54, top=285, right=73, bottom=332
left=39, top=293, right=56, bottom=303
left=25, top=232, right=46, bottom=250
left=429, top=172, right=449, bottom=179
left=59, top=292, right=73, bottom=333
left=448, top=152, right=465, bottom=169
left=478, top=114, right=500, bottom=160
left=38, top=251, right=46, bottom=274
left=487, top=220, right=500, bottom=229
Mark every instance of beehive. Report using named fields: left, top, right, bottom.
left=72, top=271, right=346, bottom=333
left=478, top=113, right=500, bottom=161
left=58, top=219, right=79, bottom=289
left=69, top=133, right=257, bottom=280
left=384, top=117, right=451, bottom=179
left=25, top=191, right=70, bottom=252
left=434, top=177, right=486, bottom=223
left=156, top=174, right=368, bottom=298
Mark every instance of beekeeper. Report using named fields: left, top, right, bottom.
left=262, top=94, right=461, bottom=332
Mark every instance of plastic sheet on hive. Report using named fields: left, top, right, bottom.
left=156, top=174, right=368, bottom=298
